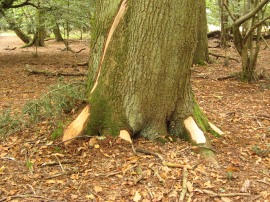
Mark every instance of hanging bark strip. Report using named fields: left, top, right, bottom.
left=90, top=0, right=128, bottom=94
left=62, top=0, right=128, bottom=144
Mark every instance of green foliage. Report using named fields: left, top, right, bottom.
left=25, top=159, right=34, bottom=174
left=3, top=0, right=91, bottom=39
left=51, top=122, right=64, bottom=140
left=0, top=80, right=86, bottom=138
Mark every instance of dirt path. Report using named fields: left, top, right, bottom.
left=0, top=36, right=269, bottom=201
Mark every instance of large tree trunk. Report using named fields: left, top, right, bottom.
left=193, top=0, right=209, bottom=65
left=86, top=0, right=215, bottom=142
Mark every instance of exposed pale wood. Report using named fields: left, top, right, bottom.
left=209, top=122, right=225, bottom=135
left=184, top=116, right=206, bottom=144
left=90, top=0, right=128, bottom=94
left=62, top=0, right=128, bottom=144
left=62, top=105, right=90, bottom=145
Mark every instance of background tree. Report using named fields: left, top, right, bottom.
left=193, top=0, right=209, bottom=65
left=224, top=0, right=270, bottom=82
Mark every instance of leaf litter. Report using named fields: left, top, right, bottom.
left=0, top=37, right=269, bottom=201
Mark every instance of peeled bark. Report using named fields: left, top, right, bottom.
left=86, top=0, right=213, bottom=142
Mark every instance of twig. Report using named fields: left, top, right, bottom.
left=53, top=155, right=65, bottom=172
left=0, top=195, right=55, bottom=202
left=105, top=164, right=137, bottom=177
left=179, top=166, right=188, bottom=202
left=75, top=48, right=86, bottom=53
left=201, top=189, right=251, bottom=197
left=39, top=160, right=77, bottom=167
left=257, top=179, right=270, bottom=186
left=43, top=169, right=77, bottom=180
left=136, top=148, right=192, bottom=169
left=153, top=169, right=165, bottom=183
left=135, top=148, right=164, bottom=161
left=209, top=52, right=239, bottom=63
left=26, top=184, right=36, bottom=195
left=77, top=62, right=88, bottom=66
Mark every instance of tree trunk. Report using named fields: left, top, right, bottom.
left=86, top=0, right=214, bottom=142
left=0, top=10, right=31, bottom=44
left=53, top=23, right=64, bottom=42
left=34, top=8, right=46, bottom=47
left=193, top=0, right=209, bottom=65
left=220, top=0, right=229, bottom=48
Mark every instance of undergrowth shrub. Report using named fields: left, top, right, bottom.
left=0, top=79, right=86, bottom=138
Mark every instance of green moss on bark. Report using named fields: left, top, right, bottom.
left=86, top=89, right=120, bottom=136
left=193, top=101, right=219, bottom=137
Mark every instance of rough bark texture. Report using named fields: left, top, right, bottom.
left=87, top=0, right=205, bottom=140
left=193, top=0, right=209, bottom=65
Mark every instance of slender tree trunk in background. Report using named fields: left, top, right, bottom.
left=231, top=0, right=266, bottom=82
left=193, top=0, right=209, bottom=65
left=0, top=10, right=31, bottom=44
left=220, top=0, right=229, bottom=48
left=53, top=23, right=64, bottom=42
left=86, top=0, right=214, bottom=142
left=30, top=8, right=46, bottom=47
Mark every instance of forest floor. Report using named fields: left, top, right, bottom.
left=0, top=36, right=269, bottom=202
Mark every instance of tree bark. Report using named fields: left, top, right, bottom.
left=193, top=0, right=209, bottom=65
left=86, top=0, right=213, bottom=142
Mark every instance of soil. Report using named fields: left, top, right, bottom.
left=0, top=36, right=269, bottom=202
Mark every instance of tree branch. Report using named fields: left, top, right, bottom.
left=223, top=2, right=236, bottom=21
left=235, top=0, right=270, bottom=26
left=243, top=15, right=270, bottom=43
left=3, top=0, right=38, bottom=9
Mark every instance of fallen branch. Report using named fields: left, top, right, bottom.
left=43, top=169, right=77, bottom=180
left=77, top=62, right=88, bottom=66
left=39, top=160, right=77, bottom=167
left=26, top=68, right=87, bottom=77
left=4, top=46, right=16, bottom=50
left=76, top=48, right=86, bottom=53
left=217, top=75, right=236, bottom=81
left=201, top=189, right=251, bottom=197
left=209, top=52, right=239, bottom=63
left=179, top=166, right=188, bottom=202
